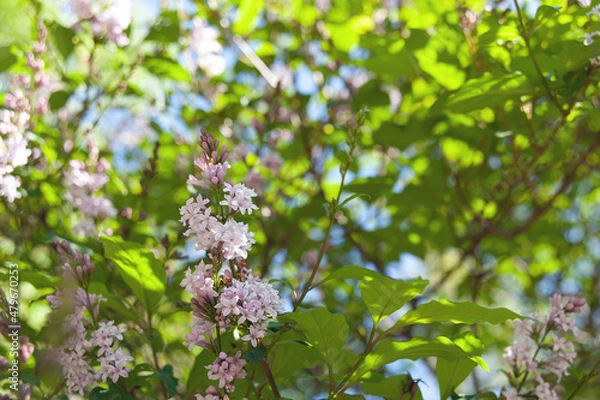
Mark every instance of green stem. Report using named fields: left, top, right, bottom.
left=513, top=0, right=564, bottom=115
left=566, top=359, right=600, bottom=400
left=294, top=160, right=350, bottom=310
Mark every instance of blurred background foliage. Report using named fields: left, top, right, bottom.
left=1, top=0, right=600, bottom=398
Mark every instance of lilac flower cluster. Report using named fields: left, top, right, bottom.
left=70, top=0, right=131, bottom=46
left=63, top=141, right=116, bottom=236
left=502, top=294, right=586, bottom=400
left=188, top=18, right=226, bottom=77
left=0, top=22, right=54, bottom=202
left=0, top=86, right=31, bottom=202
left=47, top=239, right=132, bottom=395
left=181, top=130, right=282, bottom=397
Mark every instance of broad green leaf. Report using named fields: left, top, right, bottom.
left=0, top=47, right=16, bottom=72
left=318, top=265, right=381, bottom=286
left=49, top=90, right=70, bottom=111
left=185, top=351, right=214, bottom=396
left=362, top=374, right=423, bottom=400
left=557, top=40, right=600, bottom=77
left=233, top=0, right=264, bottom=36
left=152, top=365, right=178, bottom=398
left=146, top=11, right=180, bottom=43
left=328, top=23, right=360, bottom=52
left=352, top=336, right=484, bottom=384
left=101, top=236, right=166, bottom=314
left=372, top=122, right=424, bottom=150
left=446, top=72, right=533, bottom=112
left=534, top=5, right=560, bottom=30
left=392, top=299, right=520, bottom=329
left=359, top=276, right=428, bottom=326
left=437, top=332, right=485, bottom=400
left=50, top=23, right=75, bottom=59
left=143, top=56, right=190, bottom=82
left=245, top=345, right=266, bottom=364
left=270, top=341, right=320, bottom=379
left=89, top=381, right=135, bottom=400
left=283, top=307, right=349, bottom=367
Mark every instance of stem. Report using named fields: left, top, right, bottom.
left=334, top=327, right=378, bottom=396
left=261, top=358, right=281, bottom=398
left=515, top=322, right=552, bottom=392
left=294, top=161, right=349, bottom=310
left=566, top=359, right=600, bottom=400
left=513, top=0, right=564, bottom=115
left=147, top=311, right=168, bottom=399
left=41, top=379, right=65, bottom=400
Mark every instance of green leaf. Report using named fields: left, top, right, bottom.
left=359, top=276, right=428, bottom=326
left=143, top=56, right=190, bottom=82
left=50, top=23, right=75, bottom=59
left=318, top=265, right=381, bottom=286
left=327, top=23, right=360, bottom=52
left=446, top=72, right=532, bottom=113
left=437, top=332, right=485, bottom=400
left=146, top=11, right=180, bottom=43
left=101, top=235, right=166, bottom=314
left=49, top=90, right=70, bottom=111
left=89, top=381, right=135, bottom=400
left=283, top=307, right=349, bottom=367
left=373, top=122, right=425, bottom=150
left=245, top=345, right=266, bottom=364
left=233, top=0, right=264, bottom=36
left=362, top=374, right=423, bottom=400
left=185, top=351, right=214, bottom=396
left=152, top=365, right=178, bottom=398
left=269, top=341, right=320, bottom=379
left=392, top=299, right=520, bottom=329
left=352, top=336, right=484, bottom=384
left=557, top=40, right=600, bottom=77
left=533, top=5, right=559, bottom=29
left=0, top=47, right=16, bottom=72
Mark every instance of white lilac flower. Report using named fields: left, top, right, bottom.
left=215, top=220, right=255, bottom=260
left=216, top=276, right=282, bottom=325
left=96, top=348, right=133, bottom=382
left=64, top=157, right=116, bottom=237
left=70, top=0, right=131, bottom=46
left=502, top=294, right=586, bottom=399
left=206, top=351, right=247, bottom=393
left=190, top=18, right=226, bottom=76
left=241, top=322, right=268, bottom=347
left=0, top=174, right=23, bottom=202
left=195, top=386, right=230, bottom=400
left=181, top=260, right=217, bottom=296
left=59, top=348, right=97, bottom=395
left=502, top=387, right=524, bottom=400
left=220, top=183, right=258, bottom=215
left=90, top=321, right=126, bottom=356
left=184, top=318, right=217, bottom=350
left=261, top=152, right=283, bottom=173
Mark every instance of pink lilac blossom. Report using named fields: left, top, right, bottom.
left=220, top=183, right=258, bottom=215
left=261, top=152, right=283, bottom=174
left=48, top=241, right=131, bottom=395
left=206, top=351, right=247, bottom=393
left=0, top=91, right=32, bottom=202
left=502, top=294, right=586, bottom=400
left=216, top=220, right=256, bottom=260
left=195, top=386, right=232, bottom=400
left=64, top=153, right=116, bottom=236
left=97, top=348, right=133, bottom=382
left=189, top=18, right=226, bottom=76
left=181, top=129, right=283, bottom=393
left=70, top=0, right=131, bottom=46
